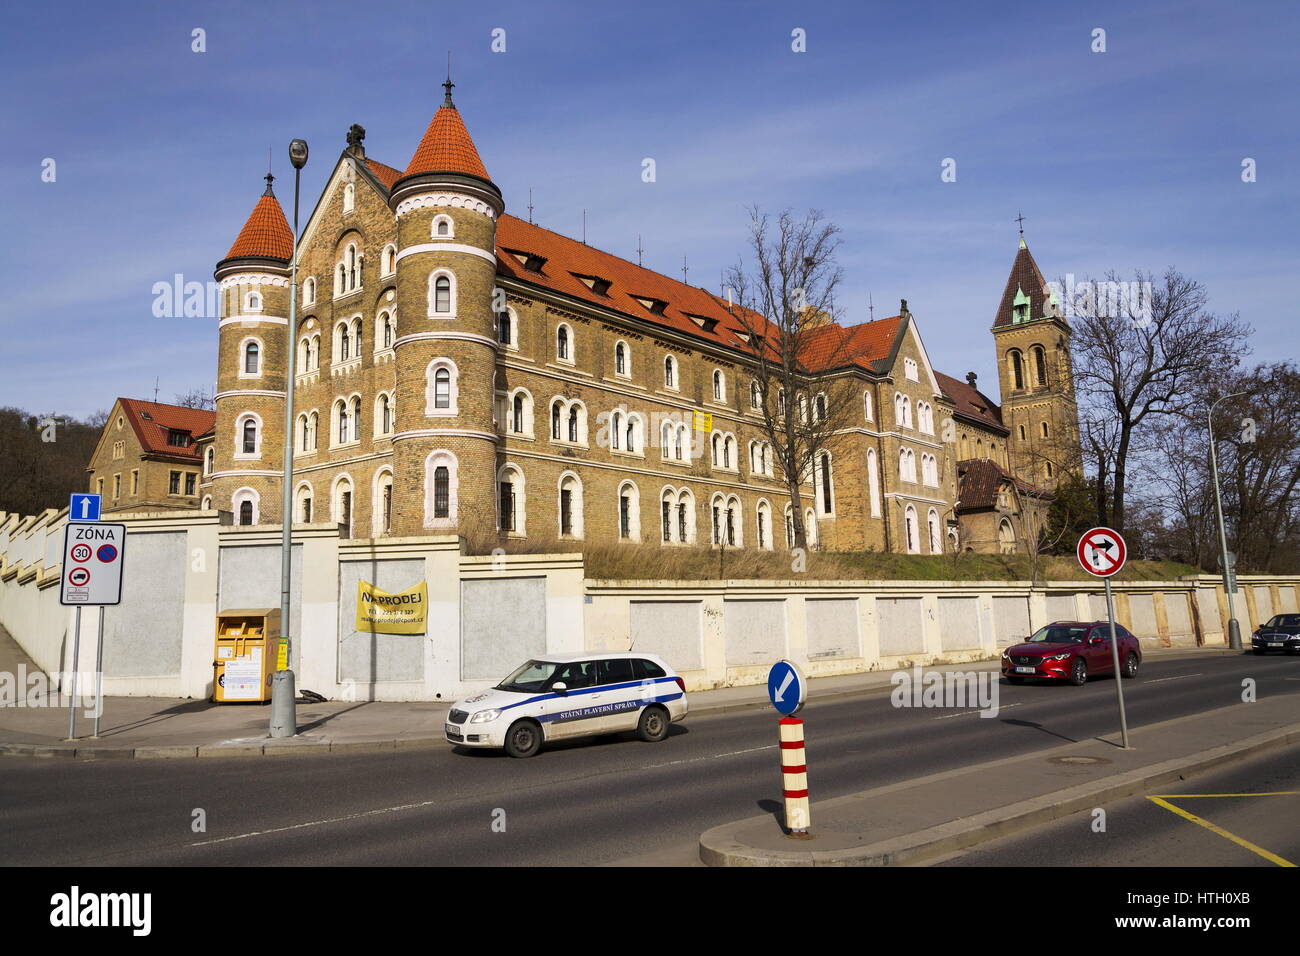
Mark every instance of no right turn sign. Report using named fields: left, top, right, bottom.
left=1078, top=527, right=1127, bottom=577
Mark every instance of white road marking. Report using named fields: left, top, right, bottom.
left=1141, top=674, right=1202, bottom=684
left=931, top=702, right=1023, bottom=720
left=189, top=743, right=779, bottom=848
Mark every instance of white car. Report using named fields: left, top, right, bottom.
left=444, top=653, right=689, bottom=758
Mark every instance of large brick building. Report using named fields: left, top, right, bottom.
left=199, top=82, right=1078, bottom=555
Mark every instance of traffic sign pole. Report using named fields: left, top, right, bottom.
left=67, top=606, right=82, bottom=740
left=92, top=606, right=106, bottom=737
left=1079, top=527, right=1132, bottom=750
left=1104, top=577, right=1130, bottom=749
left=780, top=717, right=811, bottom=836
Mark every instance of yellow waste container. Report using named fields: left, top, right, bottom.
left=213, top=608, right=281, bottom=703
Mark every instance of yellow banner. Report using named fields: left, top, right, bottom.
left=693, top=410, right=713, bottom=432
left=356, top=580, right=428, bottom=634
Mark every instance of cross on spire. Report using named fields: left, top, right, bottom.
left=443, top=52, right=455, bottom=107
left=1015, top=210, right=1026, bottom=238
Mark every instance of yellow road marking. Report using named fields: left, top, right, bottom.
left=1155, top=791, right=1299, bottom=798
left=1146, top=795, right=1296, bottom=867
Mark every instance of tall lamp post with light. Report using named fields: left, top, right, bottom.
left=270, top=137, right=309, bottom=737
left=1208, top=390, right=1246, bottom=651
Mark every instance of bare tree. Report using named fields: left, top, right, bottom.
left=174, top=386, right=215, bottom=410
left=724, top=208, right=861, bottom=551
left=1069, top=268, right=1250, bottom=532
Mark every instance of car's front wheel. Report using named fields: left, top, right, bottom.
left=1069, top=658, right=1088, bottom=686
left=1122, top=651, right=1139, bottom=679
left=504, top=719, right=542, bottom=758
left=636, top=705, right=670, bottom=742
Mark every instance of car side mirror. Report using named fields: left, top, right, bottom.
left=552, top=682, right=567, bottom=695
left=1089, top=636, right=1103, bottom=645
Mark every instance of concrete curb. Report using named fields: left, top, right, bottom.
left=698, top=721, right=1300, bottom=866
left=0, top=647, right=1244, bottom=760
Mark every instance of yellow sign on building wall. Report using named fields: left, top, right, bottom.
left=356, top=581, right=428, bottom=634
left=693, top=410, right=713, bottom=432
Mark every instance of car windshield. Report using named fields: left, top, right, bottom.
left=495, top=660, right=561, bottom=693
left=1026, top=625, right=1088, bottom=644
left=1265, top=614, right=1300, bottom=628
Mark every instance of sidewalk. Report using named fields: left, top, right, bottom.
left=0, top=622, right=1240, bottom=759
left=698, top=696, right=1300, bottom=866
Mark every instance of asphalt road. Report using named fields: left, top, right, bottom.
left=3, top=652, right=1297, bottom=866
left=937, top=743, right=1300, bottom=867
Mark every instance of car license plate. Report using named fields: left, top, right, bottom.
left=1015, top=666, right=1036, bottom=674
left=1269, top=642, right=1282, bottom=647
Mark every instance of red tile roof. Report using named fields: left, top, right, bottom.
left=935, top=371, right=1004, bottom=432
left=117, top=399, right=215, bottom=461
left=957, top=457, right=1045, bottom=510
left=365, top=158, right=403, bottom=190
left=403, top=105, right=490, bottom=181
left=225, top=191, right=293, bottom=261
left=801, top=317, right=902, bottom=373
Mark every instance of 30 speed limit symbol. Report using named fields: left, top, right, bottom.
left=70, top=544, right=92, bottom=562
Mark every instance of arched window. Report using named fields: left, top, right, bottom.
left=556, top=325, right=570, bottom=361
left=240, top=418, right=257, bottom=455
left=615, top=342, right=627, bottom=376
left=1033, top=346, right=1047, bottom=387
left=244, top=291, right=262, bottom=313
left=339, top=322, right=351, bottom=361
left=374, top=470, right=394, bottom=536
left=611, top=411, right=622, bottom=450
left=567, top=405, right=579, bottom=442
left=661, top=421, right=673, bottom=457
left=551, top=401, right=562, bottom=440
left=434, top=467, right=450, bottom=517
left=336, top=400, right=350, bottom=444
left=377, top=394, right=393, bottom=435
left=425, top=359, right=458, bottom=415
left=425, top=451, right=459, bottom=527
left=617, top=481, right=640, bottom=541
left=676, top=424, right=687, bottom=462
left=242, top=341, right=259, bottom=375
left=233, top=487, right=259, bottom=526
left=332, top=476, right=354, bottom=536
left=664, top=355, right=676, bottom=388
left=1041, top=421, right=1050, bottom=439
left=303, top=277, right=316, bottom=305
left=713, top=370, right=724, bottom=401
left=998, top=518, right=1016, bottom=554
left=434, top=276, right=451, bottom=314
left=204, top=446, right=214, bottom=475
left=295, top=483, right=313, bottom=523
left=239, top=501, right=253, bottom=525
left=626, top=414, right=639, bottom=454
left=815, top=394, right=827, bottom=422
left=382, top=245, right=397, bottom=276
left=905, top=505, right=919, bottom=554
left=867, top=447, right=881, bottom=517
left=928, top=509, right=941, bottom=554
left=819, top=452, right=833, bottom=513
left=751, top=381, right=761, bottom=409
left=512, top=394, right=524, bottom=433
left=1009, top=350, right=1025, bottom=390
left=724, top=435, right=734, bottom=468
left=558, top=473, right=583, bottom=538
left=432, top=214, right=454, bottom=238
left=756, top=500, right=772, bottom=549
left=864, top=392, right=873, bottom=421
left=342, top=182, right=355, bottom=212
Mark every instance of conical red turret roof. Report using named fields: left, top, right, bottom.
left=403, top=84, right=491, bottom=181
left=225, top=177, right=293, bottom=261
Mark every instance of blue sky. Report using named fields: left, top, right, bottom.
left=2, top=0, right=1296, bottom=418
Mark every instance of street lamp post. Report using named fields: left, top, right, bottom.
left=270, top=138, right=308, bottom=738
left=1208, top=391, right=1246, bottom=651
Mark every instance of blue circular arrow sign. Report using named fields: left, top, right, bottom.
left=767, top=660, right=807, bottom=716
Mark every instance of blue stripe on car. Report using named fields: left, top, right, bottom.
left=498, top=675, right=680, bottom=711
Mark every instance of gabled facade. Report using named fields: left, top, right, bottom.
left=205, top=84, right=1079, bottom=554
left=86, top=398, right=214, bottom=513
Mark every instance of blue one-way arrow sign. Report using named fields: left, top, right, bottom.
left=767, top=660, right=807, bottom=716
left=69, top=493, right=102, bottom=522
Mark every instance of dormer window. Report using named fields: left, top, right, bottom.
left=686, top=314, right=719, bottom=333
left=573, top=274, right=612, bottom=296
left=507, top=250, right=547, bottom=273
left=634, top=296, right=668, bottom=316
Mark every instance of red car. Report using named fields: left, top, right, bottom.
left=1001, top=621, right=1142, bottom=685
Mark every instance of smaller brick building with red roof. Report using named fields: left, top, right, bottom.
left=86, top=399, right=215, bottom=514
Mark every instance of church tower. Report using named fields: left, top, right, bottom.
left=991, top=237, right=1079, bottom=491
left=212, top=176, right=294, bottom=524
left=387, top=79, right=504, bottom=538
